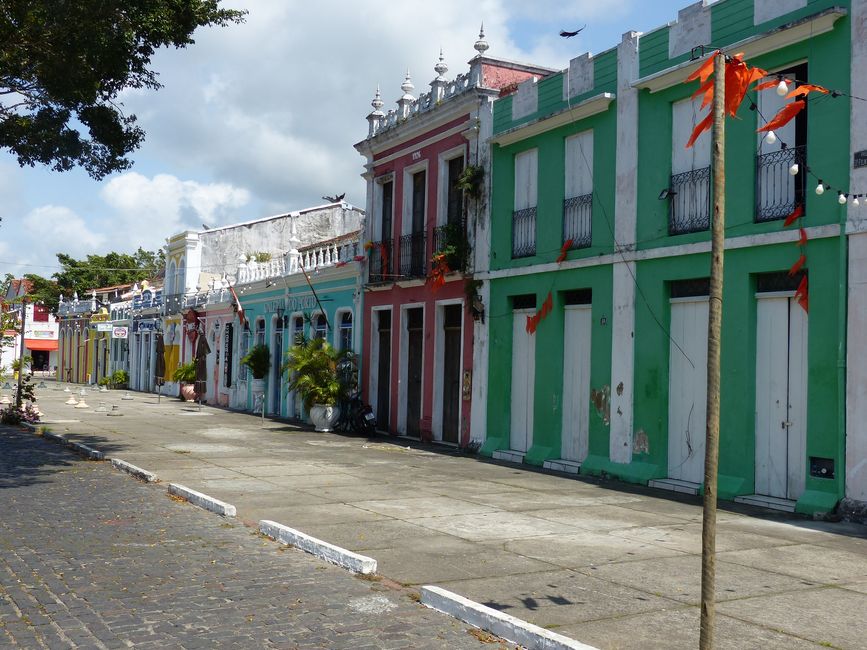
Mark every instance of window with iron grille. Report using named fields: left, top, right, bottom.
left=313, top=314, right=327, bottom=340
left=669, top=96, right=711, bottom=235
left=513, top=149, right=537, bottom=258
left=339, top=311, right=353, bottom=351
left=755, top=63, right=808, bottom=222
left=564, top=130, right=593, bottom=249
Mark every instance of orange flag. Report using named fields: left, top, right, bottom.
left=783, top=204, right=804, bottom=227
left=789, top=254, right=806, bottom=276
left=794, top=275, right=809, bottom=313
left=786, top=83, right=829, bottom=99
left=758, top=100, right=806, bottom=133
left=686, top=110, right=714, bottom=149
left=685, top=51, right=720, bottom=84
left=556, top=240, right=573, bottom=264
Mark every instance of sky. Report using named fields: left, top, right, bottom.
left=0, top=0, right=691, bottom=280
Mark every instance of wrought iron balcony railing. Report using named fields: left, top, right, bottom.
left=367, top=239, right=392, bottom=283
left=162, top=293, right=184, bottom=315
left=398, top=232, right=427, bottom=278
left=756, top=145, right=806, bottom=222
left=512, top=207, right=536, bottom=258
left=563, top=193, right=592, bottom=249
left=432, top=223, right=468, bottom=273
left=669, top=166, right=711, bottom=235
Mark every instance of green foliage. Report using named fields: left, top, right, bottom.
left=282, top=337, right=354, bottom=409
left=172, top=361, right=197, bottom=383
left=1, top=403, right=40, bottom=425
left=11, top=355, right=32, bottom=373
left=455, top=164, right=484, bottom=200
left=98, top=376, right=111, bottom=387
left=432, top=221, right=470, bottom=272
left=110, top=369, right=129, bottom=388
left=21, top=274, right=61, bottom=312
left=1, top=310, right=17, bottom=351
left=0, top=1, right=246, bottom=179
left=248, top=252, right=272, bottom=263
left=240, top=344, right=271, bottom=379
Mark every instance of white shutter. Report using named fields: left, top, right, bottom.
left=757, top=75, right=796, bottom=154
left=672, top=96, right=710, bottom=174
left=565, top=130, right=593, bottom=198
left=514, top=149, right=538, bottom=211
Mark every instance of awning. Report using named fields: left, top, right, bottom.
left=24, top=339, right=58, bottom=351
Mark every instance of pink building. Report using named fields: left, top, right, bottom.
left=355, top=29, right=553, bottom=445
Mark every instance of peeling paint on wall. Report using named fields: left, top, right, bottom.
left=591, top=385, right=611, bottom=426
left=633, top=428, right=649, bottom=454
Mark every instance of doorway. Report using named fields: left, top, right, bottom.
left=510, top=307, right=536, bottom=453
left=755, top=294, right=808, bottom=500
left=561, top=303, right=591, bottom=462
left=441, top=304, right=462, bottom=444
left=405, top=307, right=424, bottom=437
left=375, top=310, right=391, bottom=430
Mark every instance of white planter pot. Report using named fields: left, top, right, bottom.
left=309, top=404, right=340, bottom=432
left=251, top=378, right=266, bottom=394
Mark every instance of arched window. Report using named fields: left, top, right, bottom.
left=166, top=261, right=176, bottom=295
left=255, top=318, right=266, bottom=347
left=338, top=311, right=353, bottom=351
left=312, top=314, right=327, bottom=340
left=292, top=316, right=304, bottom=345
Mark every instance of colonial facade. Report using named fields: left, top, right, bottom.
left=355, top=30, right=554, bottom=445
left=2, top=279, right=59, bottom=375
left=483, top=0, right=861, bottom=515
left=160, top=202, right=364, bottom=415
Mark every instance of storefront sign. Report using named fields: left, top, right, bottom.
left=30, top=330, right=55, bottom=339
left=286, top=295, right=317, bottom=313
left=96, top=323, right=114, bottom=332
left=91, top=313, right=110, bottom=323
left=112, top=327, right=129, bottom=339
left=133, top=320, right=157, bottom=332
left=855, top=149, right=867, bottom=169
left=264, top=299, right=285, bottom=314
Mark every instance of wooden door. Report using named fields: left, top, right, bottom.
left=441, top=305, right=462, bottom=444
left=667, top=298, right=709, bottom=484
left=561, top=305, right=591, bottom=462
left=270, top=330, right=282, bottom=415
left=755, top=296, right=808, bottom=499
left=510, top=309, right=535, bottom=452
left=406, top=308, right=424, bottom=437
left=376, top=311, right=391, bottom=429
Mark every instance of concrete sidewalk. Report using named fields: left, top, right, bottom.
left=35, top=384, right=867, bottom=649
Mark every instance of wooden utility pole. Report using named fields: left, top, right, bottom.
left=700, top=51, right=726, bottom=649
left=15, top=298, right=27, bottom=408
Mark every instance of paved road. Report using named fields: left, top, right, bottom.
left=32, top=385, right=867, bottom=648
left=0, top=427, right=505, bottom=649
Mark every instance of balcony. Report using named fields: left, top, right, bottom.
left=398, top=232, right=427, bottom=278
left=756, top=145, right=806, bottom=222
left=668, top=166, right=711, bottom=235
left=432, top=223, right=468, bottom=273
left=162, top=293, right=184, bottom=316
left=512, top=207, right=536, bottom=258
left=367, top=239, right=393, bottom=284
left=563, top=194, right=592, bottom=249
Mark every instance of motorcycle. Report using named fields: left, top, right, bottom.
left=336, top=392, right=377, bottom=436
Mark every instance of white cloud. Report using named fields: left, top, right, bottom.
left=24, top=205, right=106, bottom=255
left=99, top=172, right=251, bottom=247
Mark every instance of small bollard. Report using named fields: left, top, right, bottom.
left=107, top=405, right=123, bottom=417
left=121, top=392, right=134, bottom=401
left=65, top=394, right=78, bottom=405
left=94, top=401, right=108, bottom=413
left=74, top=397, right=89, bottom=409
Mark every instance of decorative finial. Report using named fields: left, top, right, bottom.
left=401, top=69, right=415, bottom=96
left=371, top=85, right=383, bottom=112
left=434, top=48, right=448, bottom=79
left=474, top=23, right=489, bottom=55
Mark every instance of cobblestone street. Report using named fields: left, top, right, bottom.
left=0, top=427, right=503, bottom=649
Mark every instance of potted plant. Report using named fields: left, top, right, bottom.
left=110, top=369, right=129, bottom=389
left=282, top=337, right=353, bottom=432
left=172, top=361, right=197, bottom=401
left=241, top=344, right=271, bottom=395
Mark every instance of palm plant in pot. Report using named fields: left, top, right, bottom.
left=172, top=361, right=197, bottom=401
left=282, top=336, right=353, bottom=432
left=241, top=344, right=271, bottom=395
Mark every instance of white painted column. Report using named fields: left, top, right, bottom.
left=609, top=31, right=640, bottom=464
left=846, top=0, right=867, bottom=504
left=469, top=96, right=494, bottom=445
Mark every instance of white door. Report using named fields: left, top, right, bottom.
left=668, top=298, right=709, bottom=484
left=510, top=309, right=536, bottom=452
left=561, top=305, right=591, bottom=462
left=755, top=295, right=808, bottom=499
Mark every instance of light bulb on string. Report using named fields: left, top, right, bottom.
left=853, top=195, right=861, bottom=207
left=789, top=163, right=799, bottom=176
left=765, top=130, right=777, bottom=145
left=776, top=78, right=789, bottom=96
left=816, top=181, right=825, bottom=195
left=839, top=192, right=848, bottom=205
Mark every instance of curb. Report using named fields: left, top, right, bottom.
left=67, top=440, right=105, bottom=460
left=111, top=459, right=158, bottom=483
left=168, top=483, right=236, bottom=517
left=420, top=586, right=598, bottom=650
left=42, top=431, right=67, bottom=444
left=259, top=520, right=377, bottom=575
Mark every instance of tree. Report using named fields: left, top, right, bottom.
left=0, top=1, right=246, bottom=180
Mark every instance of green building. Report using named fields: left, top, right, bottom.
left=481, top=0, right=864, bottom=515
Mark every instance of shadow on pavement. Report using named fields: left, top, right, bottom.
left=0, top=426, right=128, bottom=490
